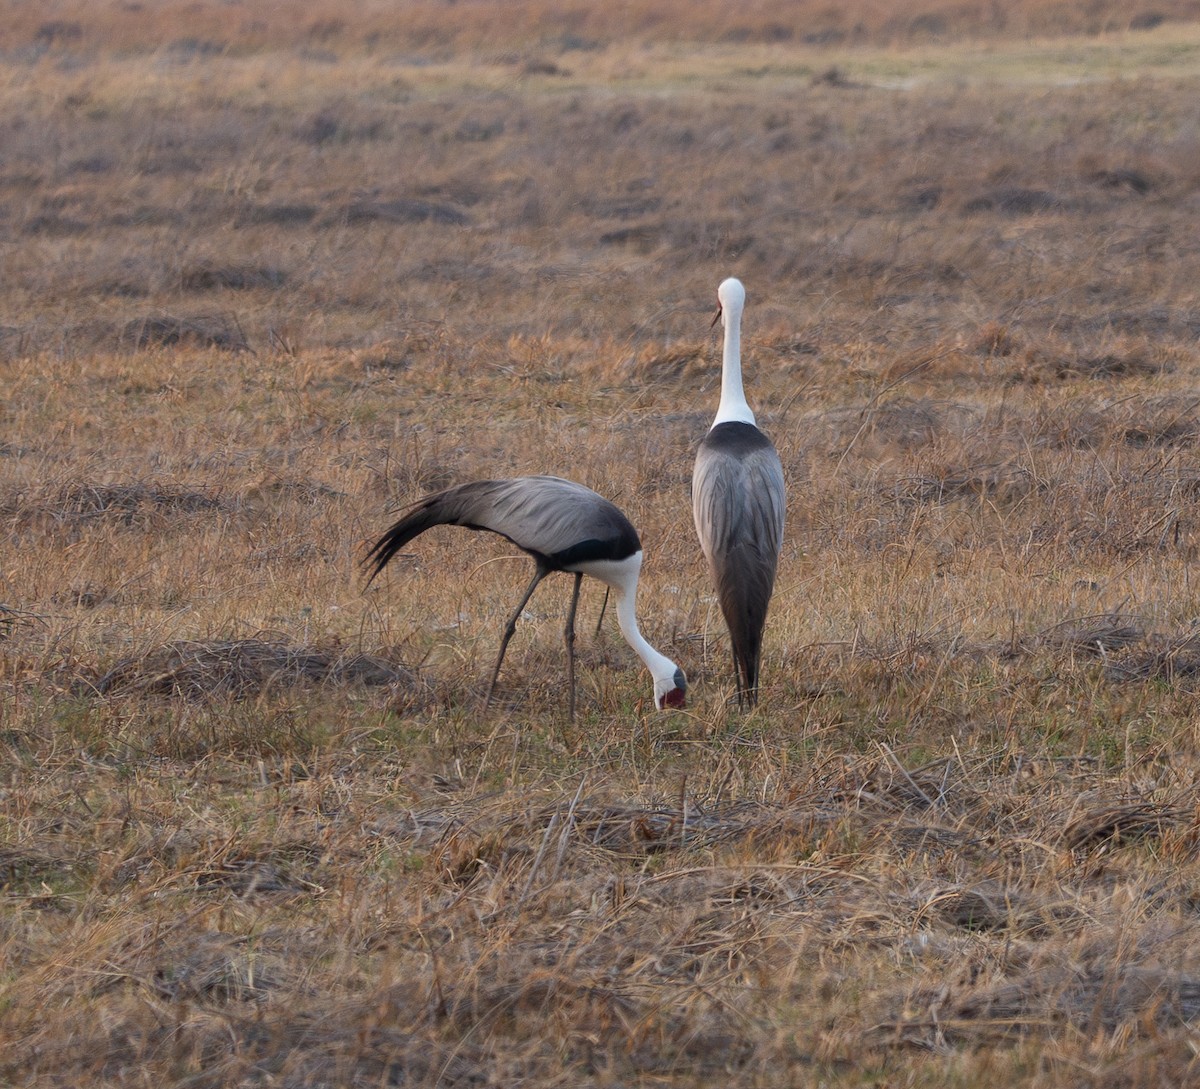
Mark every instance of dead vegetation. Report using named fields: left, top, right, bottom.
left=87, top=637, right=416, bottom=699
left=5, top=3, right=1200, bottom=1086
left=11, top=0, right=1200, bottom=56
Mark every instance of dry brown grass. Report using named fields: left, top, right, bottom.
left=6, top=3, right=1200, bottom=1085
left=9, top=0, right=1200, bottom=55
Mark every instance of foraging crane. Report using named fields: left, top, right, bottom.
left=692, top=277, right=785, bottom=706
left=365, top=475, right=687, bottom=718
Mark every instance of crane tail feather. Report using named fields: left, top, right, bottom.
left=363, top=496, right=453, bottom=584
left=711, top=547, right=777, bottom=704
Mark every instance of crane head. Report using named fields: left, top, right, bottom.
left=712, top=276, right=747, bottom=328
left=655, top=666, right=688, bottom=710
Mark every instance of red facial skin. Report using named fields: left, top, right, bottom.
left=659, top=687, right=686, bottom=710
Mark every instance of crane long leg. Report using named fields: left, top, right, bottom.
left=484, top=563, right=548, bottom=712
left=594, top=587, right=610, bottom=635
left=564, top=572, right=583, bottom=722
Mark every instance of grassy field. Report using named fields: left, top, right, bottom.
left=6, top=2, right=1200, bottom=1085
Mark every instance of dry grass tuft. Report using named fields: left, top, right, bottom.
left=1040, top=614, right=1148, bottom=656
left=119, top=313, right=251, bottom=352
left=179, top=263, right=288, bottom=293
left=887, top=462, right=1039, bottom=504
left=1105, top=633, right=1200, bottom=684
left=625, top=341, right=708, bottom=381
left=88, top=637, right=416, bottom=699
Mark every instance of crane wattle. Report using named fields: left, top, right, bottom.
left=660, top=687, right=686, bottom=710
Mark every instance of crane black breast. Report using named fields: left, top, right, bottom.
left=700, top=420, right=775, bottom=456
left=548, top=528, right=640, bottom=569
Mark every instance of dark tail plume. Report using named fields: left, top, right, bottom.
left=713, top=543, right=776, bottom=707
left=360, top=486, right=472, bottom=587
left=364, top=493, right=452, bottom=584
left=364, top=481, right=507, bottom=584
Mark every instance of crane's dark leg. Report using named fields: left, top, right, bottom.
left=564, top=572, right=583, bottom=722
left=484, top=563, right=548, bottom=712
left=594, top=587, right=610, bottom=635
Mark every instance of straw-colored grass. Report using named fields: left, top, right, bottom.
left=5, top=4, right=1200, bottom=1085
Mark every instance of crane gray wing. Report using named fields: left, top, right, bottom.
left=365, top=475, right=640, bottom=581
left=692, top=434, right=785, bottom=571
left=478, top=477, right=639, bottom=565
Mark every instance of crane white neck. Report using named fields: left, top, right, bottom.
left=712, top=278, right=756, bottom=428
left=614, top=578, right=680, bottom=686
left=575, top=553, right=682, bottom=696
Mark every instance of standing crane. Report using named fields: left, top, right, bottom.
left=692, top=278, right=785, bottom=706
left=365, top=475, right=687, bottom=718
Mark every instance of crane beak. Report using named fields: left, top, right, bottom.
left=711, top=304, right=723, bottom=329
